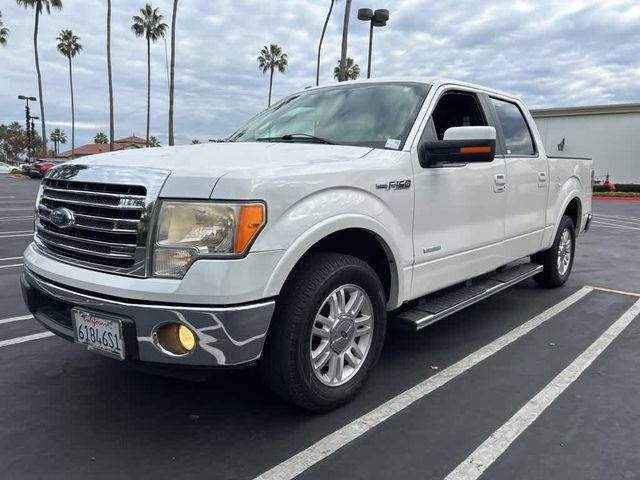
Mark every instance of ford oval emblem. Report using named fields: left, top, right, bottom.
left=50, top=207, right=75, bottom=229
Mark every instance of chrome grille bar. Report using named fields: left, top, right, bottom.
left=34, top=165, right=170, bottom=277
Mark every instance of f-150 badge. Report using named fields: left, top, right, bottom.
left=376, top=180, right=411, bottom=190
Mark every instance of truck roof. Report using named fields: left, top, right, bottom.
left=306, top=77, right=523, bottom=105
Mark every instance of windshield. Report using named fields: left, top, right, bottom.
left=230, top=82, right=431, bottom=150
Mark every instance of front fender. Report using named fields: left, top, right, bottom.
left=257, top=187, right=412, bottom=310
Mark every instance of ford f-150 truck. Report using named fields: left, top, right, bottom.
left=21, top=78, right=593, bottom=411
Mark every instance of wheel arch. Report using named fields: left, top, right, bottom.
left=262, top=217, right=405, bottom=310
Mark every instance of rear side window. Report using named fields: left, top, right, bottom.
left=491, top=98, right=535, bottom=155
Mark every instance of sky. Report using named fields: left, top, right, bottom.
left=1, top=0, right=639, bottom=151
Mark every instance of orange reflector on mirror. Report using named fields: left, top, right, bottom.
left=460, top=146, right=492, bottom=154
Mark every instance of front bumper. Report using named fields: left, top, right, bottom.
left=21, top=267, right=275, bottom=367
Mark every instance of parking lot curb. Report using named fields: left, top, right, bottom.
left=592, top=196, right=640, bottom=202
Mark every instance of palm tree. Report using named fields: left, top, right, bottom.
left=49, top=128, right=66, bottom=155
left=106, top=0, right=114, bottom=152
left=316, top=0, right=336, bottom=86
left=16, top=0, right=63, bottom=156
left=257, top=44, right=288, bottom=107
left=338, top=0, right=352, bottom=82
left=57, top=29, right=81, bottom=160
left=132, top=3, right=168, bottom=148
left=168, top=0, right=178, bottom=146
left=0, top=11, right=9, bottom=46
left=149, top=136, right=160, bottom=147
left=94, top=132, right=108, bottom=144
left=334, top=57, right=360, bottom=80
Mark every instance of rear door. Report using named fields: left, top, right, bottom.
left=410, top=87, right=507, bottom=299
left=489, top=97, right=548, bottom=258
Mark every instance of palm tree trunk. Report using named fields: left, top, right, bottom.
left=339, top=0, right=352, bottom=82
left=33, top=8, right=47, bottom=156
left=69, top=57, right=75, bottom=160
left=107, top=0, right=114, bottom=152
left=316, top=0, right=334, bottom=87
left=168, top=0, right=178, bottom=146
left=268, top=67, right=274, bottom=107
left=146, top=35, right=151, bottom=148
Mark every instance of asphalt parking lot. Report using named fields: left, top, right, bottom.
left=1, top=174, right=639, bottom=480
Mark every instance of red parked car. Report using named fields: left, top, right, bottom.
left=28, top=160, right=61, bottom=178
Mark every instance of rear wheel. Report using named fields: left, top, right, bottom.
left=531, top=215, right=576, bottom=288
left=259, top=253, right=386, bottom=412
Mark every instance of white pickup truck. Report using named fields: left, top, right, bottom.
left=21, top=78, right=592, bottom=411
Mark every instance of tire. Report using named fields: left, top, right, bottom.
left=259, top=253, right=387, bottom=412
left=531, top=215, right=576, bottom=288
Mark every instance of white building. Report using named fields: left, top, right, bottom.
left=531, top=103, right=640, bottom=183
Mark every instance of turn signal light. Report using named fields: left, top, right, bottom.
left=460, top=146, right=492, bottom=154
left=234, top=204, right=265, bottom=254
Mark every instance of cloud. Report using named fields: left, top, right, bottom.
left=0, top=0, right=638, bottom=149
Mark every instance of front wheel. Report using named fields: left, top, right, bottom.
left=259, top=253, right=387, bottom=412
left=531, top=215, right=576, bottom=288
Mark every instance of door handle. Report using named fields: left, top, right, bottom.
left=537, top=172, right=547, bottom=188
left=493, top=174, right=506, bottom=193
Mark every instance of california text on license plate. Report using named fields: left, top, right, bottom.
left=72, top=309, right=125, bottom=360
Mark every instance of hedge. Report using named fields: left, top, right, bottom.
left=593, top=192, right=640, bottom=197
left=593, top=183, right=640, bottom=193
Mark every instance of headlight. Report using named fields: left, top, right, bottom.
left=153, top=201, right=266, bottom=277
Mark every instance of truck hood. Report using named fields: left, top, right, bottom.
left=65, top=142, right=373, bottom=198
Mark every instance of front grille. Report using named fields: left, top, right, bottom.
left=36, top=178, right=147, bottom=271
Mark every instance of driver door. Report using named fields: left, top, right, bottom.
left=410, top=88, right=507, bottom=299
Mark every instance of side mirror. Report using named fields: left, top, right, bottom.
left=418, top=126, right=496, bottom=168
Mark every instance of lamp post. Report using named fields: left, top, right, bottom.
left=18, top=95, right=37, bottom=139
left=357, top=8, right=389, bottom=79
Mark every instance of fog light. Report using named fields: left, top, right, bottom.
left=155, top=323, right=196, bottom=355
left=178, top=325, right=196, bottom=351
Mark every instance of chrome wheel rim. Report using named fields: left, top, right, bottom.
left=309, top=284, right=374, bottom=387
left=557, top=228, right=572, bottom=276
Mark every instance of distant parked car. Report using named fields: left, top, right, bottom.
left=0, top=162, right=12, bottom=174
left=28, top=160, right=62, bottom=179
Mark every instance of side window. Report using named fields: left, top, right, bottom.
left=491, top=98, right=535, bottom=155
left=428, top=92, right=488, bottom=141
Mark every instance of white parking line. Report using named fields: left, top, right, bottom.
left=253, top=287, right=593, bottom=480
left=445, top=297, right=640, bottom=480
left=0, top=208, right=33, bottom=211
left=0, top=216, right=33, bottom=221
left=0, top=230, right=33, bottom=235
left=591, top=220, right=640, bottom=231
left=595, top=215, right=640, bottom=226
left=0, top=256, right=23, bottom=262
left=596, top=213, right=640, bottom=222
left=0, top=234, right=33, bottom=239
left=0, top=263, right=24, bottom=269
left=0, top=332, right=54, bottom=349
left=0, top=196, right=17, bottom=199
left=0, top=314, right=32, bottom=325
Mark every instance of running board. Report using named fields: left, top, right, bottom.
left=394, top=263, right=543, bottom=331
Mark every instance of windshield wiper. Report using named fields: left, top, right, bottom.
left=255, top=133, right=333, bottom=144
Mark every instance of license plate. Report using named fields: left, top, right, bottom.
left=72, top=309, right=125, bottom=360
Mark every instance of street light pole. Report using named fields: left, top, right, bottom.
left=357, top=8, right=389, bottom=79
left=18, top=95, right=37, bottom=158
